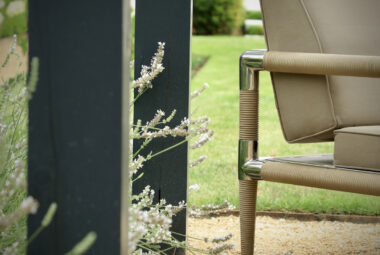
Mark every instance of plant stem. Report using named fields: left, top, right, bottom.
left=150, top=139, right=187, bottom=159
left=171, top=231, right=204, bottom=241
left=133, top=138, right=152, bottom=158
left=27, top=225, right=44, bottom=246
left=130, top=87, right=148, bottom=108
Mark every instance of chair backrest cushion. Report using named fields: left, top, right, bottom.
left=260, top=0, right=380, bottom=143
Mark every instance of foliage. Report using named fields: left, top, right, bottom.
left=0, top=37, right=38, bottom=254
left=0, top=34, right=232, bottom=254
left=0, top=14, right=27, bottom=38
left=190, top=35, right=380, bottom=215
left=0, top=0, right=28, bottom=39
left=245, top=25, right=264, bottom=35
left=0, top=36, right=97, bottom=255
left=129, top=43, right=235, bottom=254
left=246, top=10, right=262, bottom=20
left=193, top=0, right=244, bottom=35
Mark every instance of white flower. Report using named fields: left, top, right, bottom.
left=132, top=42, right=165, bottom=93
left=189, top=184, right=200, bottom=192
left=212, top=233, right=233, bottom=243
left=20, top=197, right=38, bottom=214
left=189, top=155, right=207, bottom=168
left=191, top=83, right=210, bottom=100
left=130, top=155, right=146, bottom=176
left=190, top=130, right=214, bottom=149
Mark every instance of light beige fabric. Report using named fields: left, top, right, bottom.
left=260, top=0, right=380, bottom=143
left=260, top=0, right=336, bottom=143
left=303, top=0, right=380, bottom=129
left=261, top=161, right=380, bottom=196
left=334, top=126, right=380, bottom=171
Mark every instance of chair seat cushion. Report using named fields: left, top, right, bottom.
left=334, top=126, right=380, bottom=171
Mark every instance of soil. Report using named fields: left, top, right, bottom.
left=0, top=37, right=28, bottom=80
left=187, top=215, right=380, bottom=255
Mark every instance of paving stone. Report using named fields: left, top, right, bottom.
left=6, top=0, right=25, bottom=17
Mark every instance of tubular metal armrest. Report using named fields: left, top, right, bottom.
left=264, top=51, right=380, bottom=78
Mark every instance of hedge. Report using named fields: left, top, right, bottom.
left=246, top=10, right=262, bottom=20
left=193, top=0, right=244, bottom=35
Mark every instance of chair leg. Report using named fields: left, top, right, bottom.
left=239, top=179, right=258, bottom=255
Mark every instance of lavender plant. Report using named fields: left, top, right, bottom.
left=129, top=43, right=234, bottom=255
left=0, top=37, right=234, bottom=254
left=0, top=35, right=40, bottom=254
left=0, top=36, right=95, bottom=255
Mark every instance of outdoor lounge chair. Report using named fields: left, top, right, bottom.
left=238, top=1, right=380, bottom=254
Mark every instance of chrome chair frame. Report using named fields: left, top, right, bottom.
left=238, top=49, right=380, bottom=255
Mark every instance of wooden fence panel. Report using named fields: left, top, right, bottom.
left=28, top=0, right=131, bottom=253
left=133, top=0, right=192, bottom=249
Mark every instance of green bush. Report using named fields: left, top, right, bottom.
left=0, top=0, right=28, bottom=38
left=245, top=25, right=264, bottom=35
left=193, top=0, right=244, bottom=35
left=0, top=14, right=27, bottom=38
left=246, top=10, right=262, bottom=20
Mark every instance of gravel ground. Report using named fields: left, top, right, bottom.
left=187, top=215, right=380, bottom=255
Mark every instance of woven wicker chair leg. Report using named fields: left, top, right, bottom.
left=239, top=179, right=258, bottom=255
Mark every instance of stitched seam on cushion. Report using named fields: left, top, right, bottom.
left=334, top=163, right=380, bottom=172
left=259, top=0, right=292, bottom=141
left=289, top=126, right=335, bottom=143
left=282, top=0, right=336, bottom=143
left=334, top=131, right=380, bottom=138
left=259, top=0, right=269, bottom=50
left=261, top=0, right=337, bottom=142
left=262, top=1, right=331, bottom=143
left=299, top=0, right=323, bottom=52
left=301, top=0, right=339, bottom=129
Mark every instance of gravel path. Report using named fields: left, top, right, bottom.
left=187, top=215, right=380, bottom=254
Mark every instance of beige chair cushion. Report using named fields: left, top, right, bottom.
left=260, top=0, right=380, bottom=143
left=334, top=126, right=380, bottom=171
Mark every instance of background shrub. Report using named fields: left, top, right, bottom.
left=246, top=10, right=262, bottom=20
left=193, top=0, right=244, bottom=35
left=245, top=25, right=264, bottom=35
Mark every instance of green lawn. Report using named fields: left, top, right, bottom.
left=189, top=35, right=380, bottom=215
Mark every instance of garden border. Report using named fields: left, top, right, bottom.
left=197, top=210, right=380, bottom=224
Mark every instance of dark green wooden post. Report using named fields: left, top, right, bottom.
left=28, top=0, right=131, bottom=254
left=133, top=0, right=192, bottom=249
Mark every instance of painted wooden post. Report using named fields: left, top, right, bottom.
left=133, top=0, right=192, bottom=249
left=27, top=0, right=131, bottom=254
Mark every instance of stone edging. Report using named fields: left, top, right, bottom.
left=195, top=210, right=380, bottom=224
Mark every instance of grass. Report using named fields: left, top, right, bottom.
left=189, top=35, right=380, bottom=215
left=191, top=53, right=208, bottom=78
